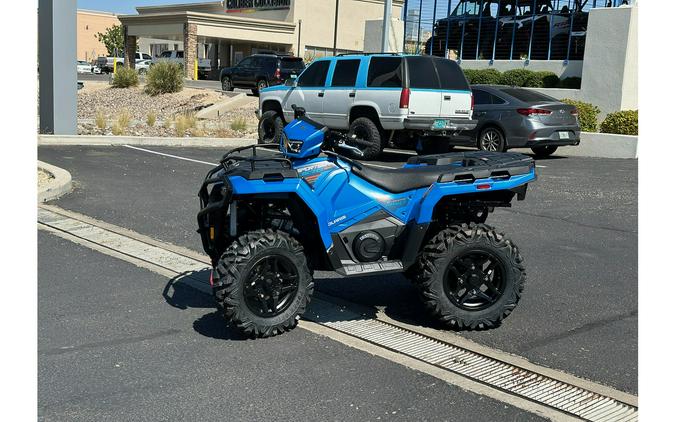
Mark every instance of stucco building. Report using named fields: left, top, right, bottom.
left=118, top=0, right=404, bottom=78
left=77, top=9, right=120, bottom=61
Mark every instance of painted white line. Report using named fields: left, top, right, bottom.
left=536, top=165, right=547, bottom=168
left=383, top=148, right=417, bottom=156
left=123, top=144, right=216, bottom=166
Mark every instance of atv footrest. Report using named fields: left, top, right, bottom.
left=339, top=260, right=403, bottom=277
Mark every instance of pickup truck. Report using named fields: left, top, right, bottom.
left=152, top=50, right=211, bottom=77
left=258, top=54, right=477, bottom=160
left=96, top=53, right=152, bottom=73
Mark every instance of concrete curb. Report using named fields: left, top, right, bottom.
left=195, top=92, right=254, bottom=119
left=38, top=161, right=72, bottom=203
left=38, top=134, right=257, bottom=148
left=557, top=132, right=638, bottom=159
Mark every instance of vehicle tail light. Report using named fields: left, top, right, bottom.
left=517, top=108, right=552, bottom=116
left=399, top=88, right=410, bottom=109
left=471, top=93, right=474, bottom=110
left=570, top=107, right=578, bottom=116
left=274, top=67, right=281, bottom=80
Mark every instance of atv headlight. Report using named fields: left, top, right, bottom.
left=284, top=136, right=303, bottom=153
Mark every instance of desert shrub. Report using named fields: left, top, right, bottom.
left=462, top=68, right=502, bottom=85
left=146, top=111, right=157, bottom=127
left=525, top=71, right=560, bottom=88
left=600, top=110, right=638, bottom=135
left=145, top=62, right=184, bottom=96
left=215, top=123, right=233, bottom=138
left=561, top=99, right=600, bottom=132
left=174, top=113, right=196, bottom=137
left=111, top=67, right=139, bottom=88
left=230, top=116, right=248, bottom=132
left=499, top=69, right=535, bottom=87
left=95, top=110, right=107, bottom=129
left=111, top=109, right=131, bottom=135
left=559, top=77, right=582, bottom=89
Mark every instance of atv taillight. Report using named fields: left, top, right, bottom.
left=399, top=88, right=410, bottom=109
left=471, top=93, right=474, bottom=110
left=274, top=67, right=281, bottom=80
left=517, top=108, right=552, bottom=116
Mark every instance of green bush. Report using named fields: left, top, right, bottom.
left=499, top=69, right=535, bottom=87
left=559, top=77, right=582, bottom=89
left=144, top=62, right=184, bottom=96
left=462, top=68, right=502, bottom=85
left=561, top=99, right=600, bottom=132
left=600, top=110, right=638, bottom=135
left=111, top=67, right=139, bottom=88
left=525, top=71, right=560, bottom=88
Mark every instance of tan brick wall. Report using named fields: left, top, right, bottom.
left=77, top=10, right=120, bottom=62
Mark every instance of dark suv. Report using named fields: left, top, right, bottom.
left=219, top=54, right=305, bottom=95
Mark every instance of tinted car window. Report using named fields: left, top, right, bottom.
left=280, top=57, right=305, bottom=70
left=176, top=51, right=184, bottom=58
left=407, top=56, right=440, bottom=89
left=297, top=60, right=330, bottom=87
left=331, top=59, right=360, bottom=87
left=237, top=57, right=253, bottom=67
left=500, top=88, right=556, bottom=103
left=160, top=51, right=171, bottom=58
left=367, top=57, right=403, bottom=88
left=472, top=89, right=491, bottom=105
left=490, top=93, right=507, bottom=104
left=435, top=59, right=470, bottom=90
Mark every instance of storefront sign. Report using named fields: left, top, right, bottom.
left=226, top=0, right=291, bottom=13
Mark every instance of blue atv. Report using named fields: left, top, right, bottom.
left=198, top=106, right=536, bottom=338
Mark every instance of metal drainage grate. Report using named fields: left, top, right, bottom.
left=322, top=318, right=637, bottom=422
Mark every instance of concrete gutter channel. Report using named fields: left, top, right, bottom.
left=37, top=204, right=638, bottom=422
left=39, top=132, right=636, bottom=159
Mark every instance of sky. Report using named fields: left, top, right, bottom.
left=77, top=0, right=211, bottom=14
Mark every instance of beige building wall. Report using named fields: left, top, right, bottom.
left=77, top=10, right=120, bottom=62
left=292, top=0, right=404, bottom=55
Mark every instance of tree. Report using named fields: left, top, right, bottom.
left=96, top=25, right=124, bottom=56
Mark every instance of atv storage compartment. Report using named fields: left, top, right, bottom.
left=407, top=151, right=534, bottom=183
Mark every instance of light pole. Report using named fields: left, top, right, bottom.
left=381, top=0, right=392, bottom=52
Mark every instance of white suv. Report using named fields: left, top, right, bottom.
left=258, top=54, right=476, bottom=159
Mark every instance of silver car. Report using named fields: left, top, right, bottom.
left=457, top=85, right=581, bottom=157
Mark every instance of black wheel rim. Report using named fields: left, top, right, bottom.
left=258, top=81, right=268, bottom=90
left=243, top=255, right=299, bottom=318
left=222, top=78, right=231, bottom=90
left=443, top=249, right=506, bottom=311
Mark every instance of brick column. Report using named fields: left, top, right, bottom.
left=123, top=26, right=136, bottom=69
left=183, top=23, right=198, bottom=79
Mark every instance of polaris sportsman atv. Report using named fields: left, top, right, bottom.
left=198, top=106, right=536, bottom=338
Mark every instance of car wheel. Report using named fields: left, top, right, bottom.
left=347, top=117, right=383, bottom=160
left=221, top=76, right=233, bottom=91
left=212, top=229, right=314, bottom=338
left=258, top=111, right=284, bottom=145
left=531, top=146, right=558, bottom=157
left=478, top=127, right=506, bottom=152
left=409, top=223, right=525, bottom=330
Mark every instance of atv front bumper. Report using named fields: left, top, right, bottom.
left=197, top=165, right=232, bottom=262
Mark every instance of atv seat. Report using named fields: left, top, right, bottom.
left=353, top=164, right=450, bottom=193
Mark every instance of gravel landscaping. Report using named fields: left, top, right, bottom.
left=38, top=168, right=53, bottom=189
left=77, top=82, right=259, bottom=139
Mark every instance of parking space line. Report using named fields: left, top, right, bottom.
left=123, top=144, right=216, bottom=166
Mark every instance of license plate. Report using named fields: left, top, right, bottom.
left=433, top=119, right=448, bottom=129
left=559, top=131, right=570, bottom=139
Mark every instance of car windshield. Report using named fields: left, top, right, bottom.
left=499, top=88, right=557, bottom=103
left=280, top=58, right=304, bottom=70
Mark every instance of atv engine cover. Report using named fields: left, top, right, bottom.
left=352, top=231, right=385, bottom=262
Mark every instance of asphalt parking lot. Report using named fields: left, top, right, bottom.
left=38, top=144, right=638, bottom=418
